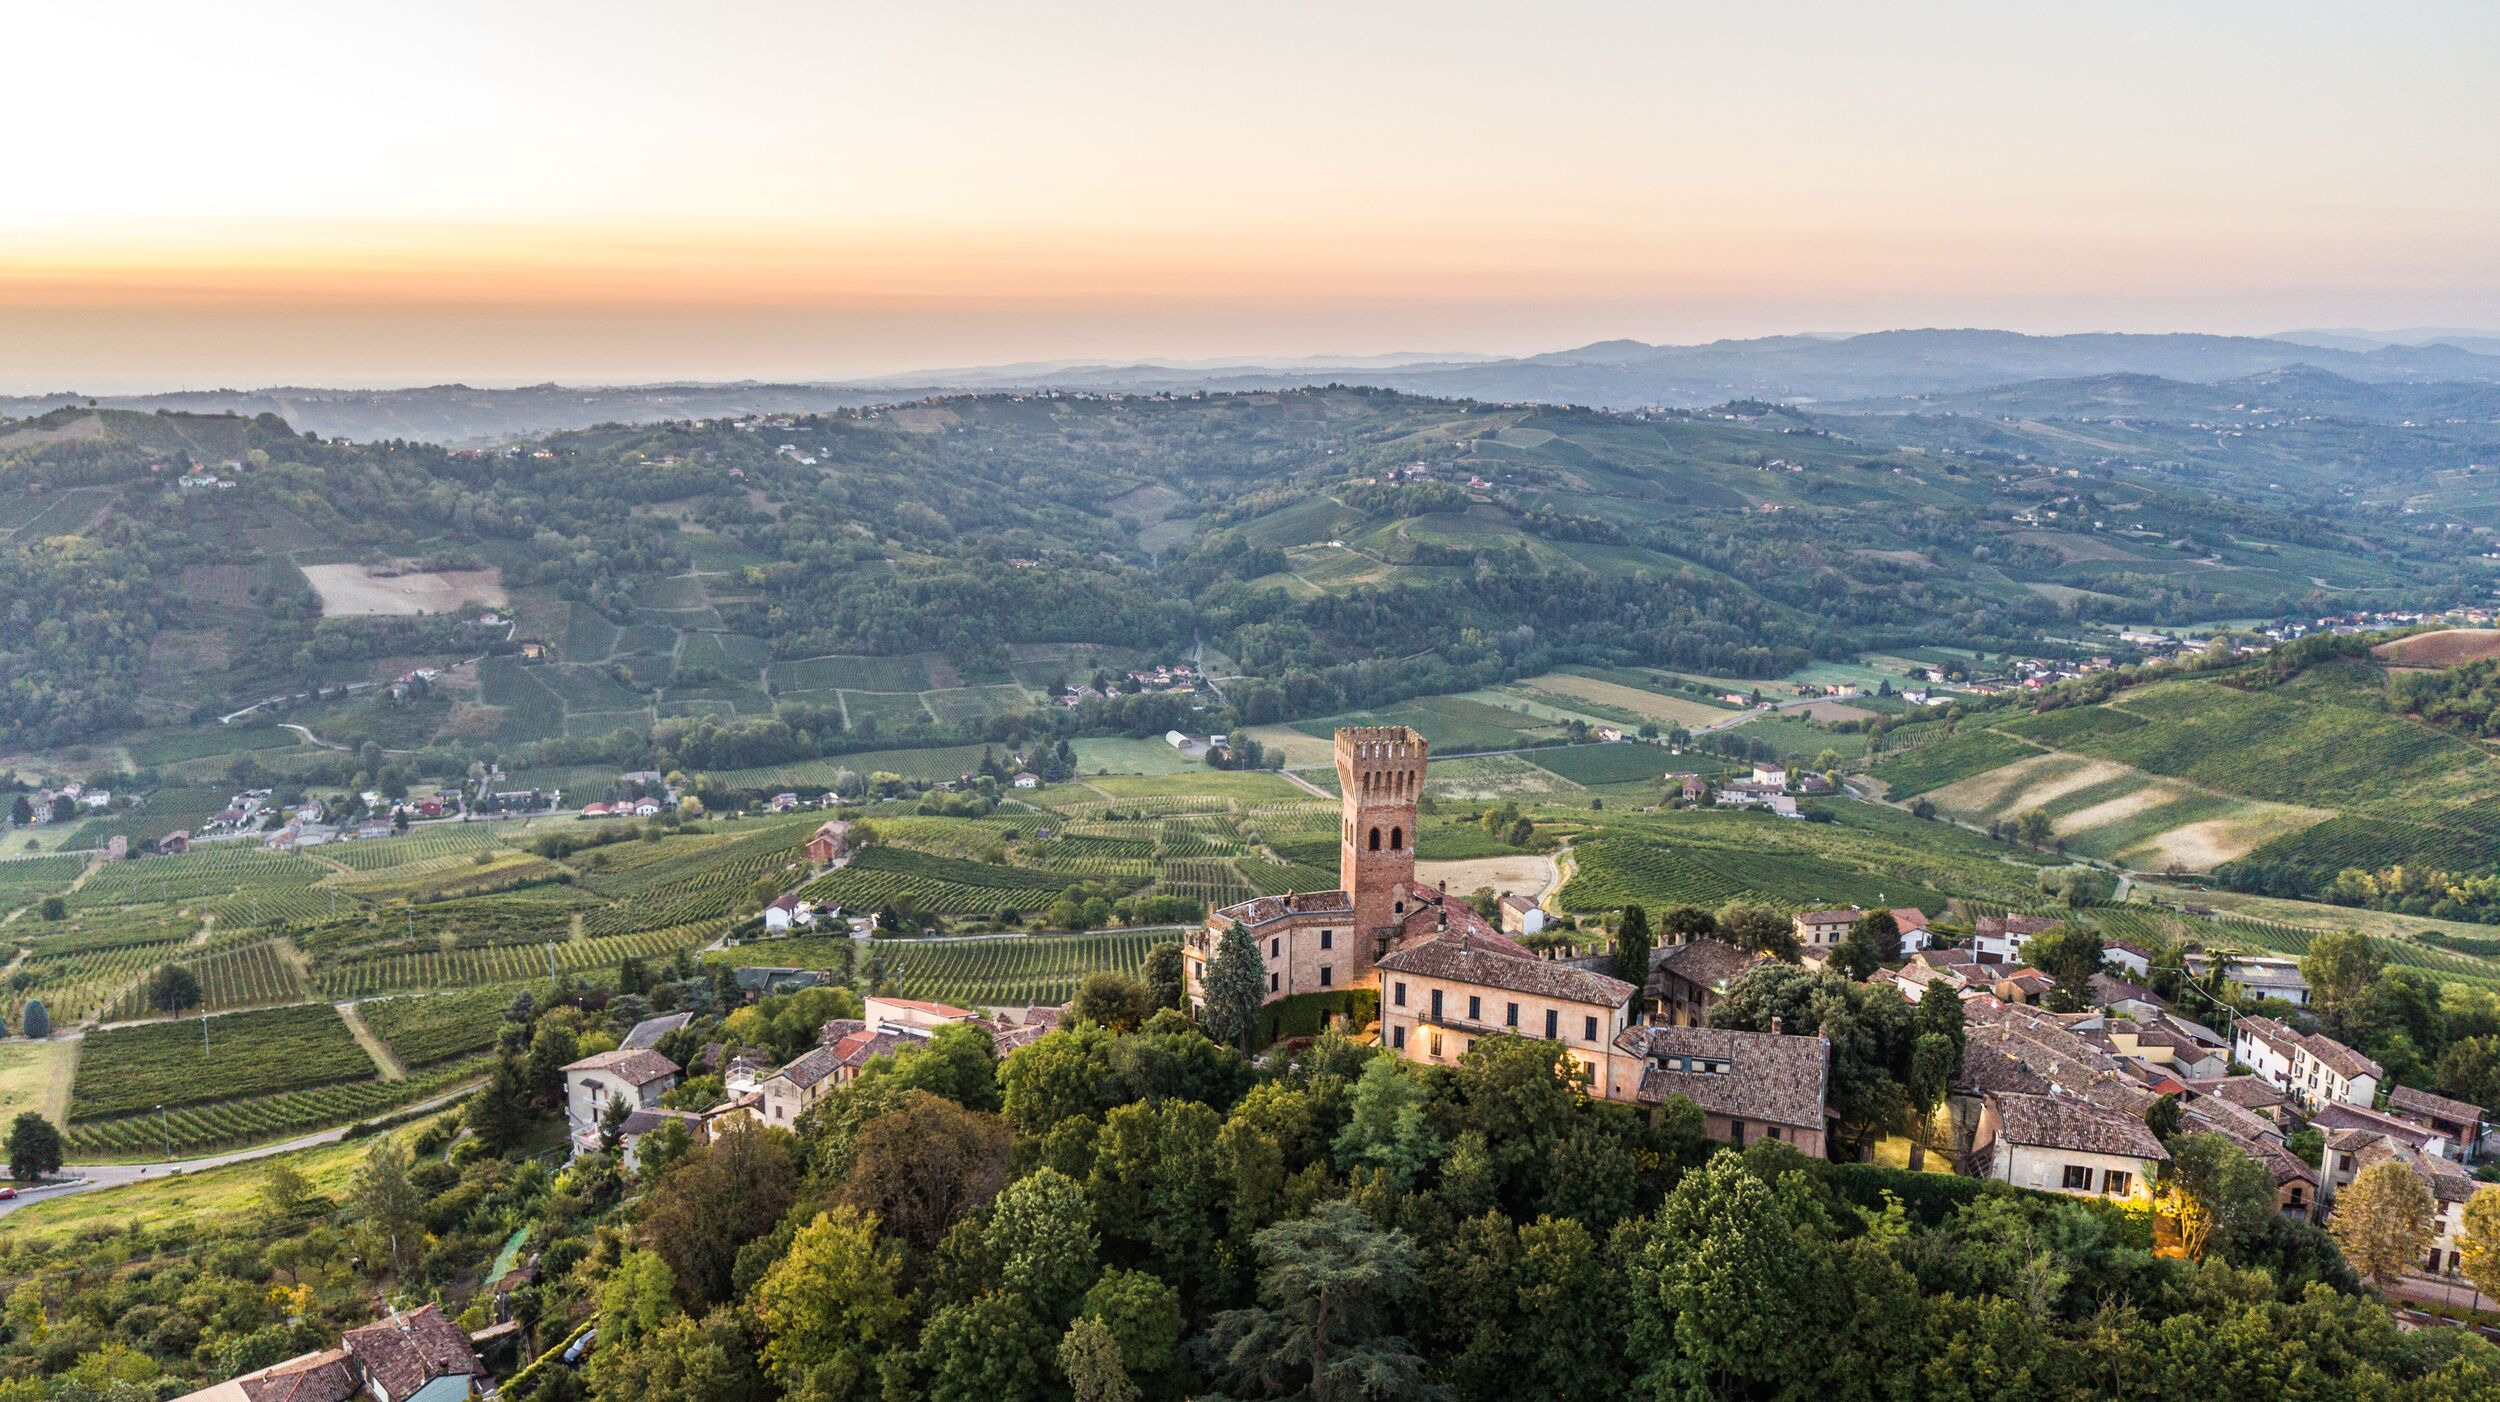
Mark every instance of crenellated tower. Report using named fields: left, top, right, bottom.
left=1337, top=726, right=1426, bottom=935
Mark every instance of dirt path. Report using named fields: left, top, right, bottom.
left=336, top=1002, right=406, bottom=1080
left=1276, top=769, right=1334, bottom=801
left=40, top=1034, right=77, bottom=1123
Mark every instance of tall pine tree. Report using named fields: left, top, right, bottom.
left=1202, top=922, right=1265, bottom=1052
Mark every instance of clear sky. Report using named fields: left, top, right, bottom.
left=7, top=1, right=2497, bottom=390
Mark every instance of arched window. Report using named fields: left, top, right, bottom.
left=1389, top=826, right=1403, bottom=851
left=1368, top=827, right=1381, bottom=851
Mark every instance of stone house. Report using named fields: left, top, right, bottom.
left=1605, top=1023, right=1831, bottom=1156
left=560, top=1049, right=680, bottom=1149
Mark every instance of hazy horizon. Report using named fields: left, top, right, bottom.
left=7, top=1, right=2497, bottom=393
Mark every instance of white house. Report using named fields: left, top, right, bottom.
left=1977, top=1091, right=2168, bottom=1205
left=2233, top=1016, right=2381, bottom=1115
left=1497, top=893, right=1547, bottom=937
left=1751, top=762, right=1788, bottom=788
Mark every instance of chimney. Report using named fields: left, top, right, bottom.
left=1771, top=1016, right=1784, bottom=1036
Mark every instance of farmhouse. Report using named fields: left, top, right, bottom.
left=1972, top=1091, right=2167, bottom=1205
left=1791, top=907, right=1860, bottom=955
left=1971, top=912, right=2059, bottom=960
left=808, top=819, right=850, bottom=864
left=1497, top=892, right=1546, bottom=936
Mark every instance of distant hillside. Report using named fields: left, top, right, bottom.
left=1870, top=646, right=2500, bottom=918
left=17, top=327, right=2500, bottom=443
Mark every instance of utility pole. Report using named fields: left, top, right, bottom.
left=200, top=1006, right=210, bottom=1056
left=157, top=1104, right=170, bottom=1159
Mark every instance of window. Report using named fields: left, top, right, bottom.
left=1393, top=982, right=1407, bottom=1007
left=1319, top=965, right=1333, bottom=988
left=1583, top=1015, right=1598, bottom=1043
left=1369, top=827, right=1381, bottom=851
left=1389, top=826, right=1403, bottom=851
left=1431, top=989, right=1444, bottom=1019
left=1467, top=995, right=1482, bottom=1021
left=1270, top=937, right=1280, bottom=959
left=2061, top=1165, right=2092, bottom=1192
left=1392, top=1025, right=1406, bottom=1050
left=1506, top=1002, right=1519, bottom=1028
left=1319, top=928, right=1333, bottom=950
left=1428, top=1029, right=1443, bottom=1058
left=2101, top=1169, right=2132, bottom=1197
left=1544, top=1009, right=1558, bottom=1039
left=1767, top=1126, right=1781, bottom=1141
left=1730, top=1121, right=1745, bottom=1147
left=1269, top=972, right=1278, bottom=992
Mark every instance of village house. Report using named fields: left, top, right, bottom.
left=1791, top=907, right=1860, bottom=955
left=1646, top=938, right=1764, bottom=1028
left=2320, top=1131, right=2480, bottom=1276
left=1971, top=912, right=2060, bottom=961
left=560, top=1049, right=680, bottom=1152
left=1376, top=925, right=1637, bottom=1084
left=754, top=1045, right=843, bottom=1127
left=1714, top=781, right=1796, bottom=815
left=180, top=1303, right=488, bottom=1402
left=1604, top=1022, right=1831, bottom=1155
left=2187, top=952, right=2311, bottom=1008
left=2102, top=937, right=2154, bottom=979
left=1972, top=1092, right=2167, bottom=1205
left=2385, top=1084, right=2488, bottom=1163
left=1751, top=762, right=1788, bottom=788
left=2232, top=1015, right=2381, bottom=1115
left=620, top=1011, right=692, bottom=1051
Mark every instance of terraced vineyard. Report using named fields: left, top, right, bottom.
left=1868, top=728, right=2041, bottom=798
left=324, top=824, right=504, bottom=871
left=69, top=847, right=329, bottom=910
left=71, top=1003, right=378, bottom=1118
left=800, top=846, right=1124, bottom=915
left=359, top=985, right=527, bottom=1067
left=0, top=853, right=87, bottom=909
left=310, top=922, right=719, bottom=997
left=64, top=1058, right=487, bottom=1160
left=6, top=913, right=198, bottom=1025
left=100, top=939, right=310, bottom=1020
left=860, top=930, right=1162, bottom=1007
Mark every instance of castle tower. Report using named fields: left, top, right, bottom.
left=1337, top=726, right=1426, bottom=935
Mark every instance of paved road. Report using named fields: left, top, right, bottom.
left=0, top=1081, right=481, bottom=1223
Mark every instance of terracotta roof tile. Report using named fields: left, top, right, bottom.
left=1613, top=1024, right=1829, bottom=1129
left=1990, top=1091, right=2169, bottom=1161
left=340, top=1306, right=481, bottom=1400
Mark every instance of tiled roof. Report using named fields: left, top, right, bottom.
left=1990, top=1091, right=2169, bottom=1161
left=620, top=1011, right=692, bottom=1050
left=870, top=997, right=979, bottom=1020
left=771, top=1045, right=844, bottom=1089
left=1376, top=928, right=1634, bottom=1008
left=340, top=1306, right=481, bottom=1400
left=2183, top=1075, right=2286, bottom=1110
left=235, top=1350, right=357, bottom=1402
left=1950, top=1043, right=2055, bottom=1097
left=2089, top=973, right=2165, bottom=1008
left=561, top=1048, right=679, bottom=1086
left=1613, top=1024, right=1830, bottom=1129
left=2388, top=1083, right=2486, bottom=1125
left=2313, top=1100, right=2442, bottom=1150
left=2351, top=1135, right=2479, bottom=1205
left=1976, top=913, right=2061, bottom=938
left=1795, top=908, right=1863, bottom=924
left=1890, top=908, right=1930, bottom=932
left=2303, top=1033, right=2382, bottom=1082
left=1651, top=939, right=1762, bottom=993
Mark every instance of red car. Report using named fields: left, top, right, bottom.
left=0, top=1188, right=17, bottom=1201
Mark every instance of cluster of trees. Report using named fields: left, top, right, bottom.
left=548, top=1000, right=2497, bottom=1401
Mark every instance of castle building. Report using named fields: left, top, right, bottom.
left=1182, top=724, right=1830, bottom=1155
left=1183, top=726, right=1434, bottom=1003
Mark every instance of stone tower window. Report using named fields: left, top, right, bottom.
left=1389, top=826, right=1403, bottom=851
left=1368, top=827, right=1381, bottom=851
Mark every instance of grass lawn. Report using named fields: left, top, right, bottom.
left=1068, top=737, right=1207, bottom=775
left=0, top=1111, right=452, bottom=1249
left=0, top=1038, right=75, bottom=1127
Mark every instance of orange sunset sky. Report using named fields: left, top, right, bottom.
left=6, top=1, right=2497, bottom=390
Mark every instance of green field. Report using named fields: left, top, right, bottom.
left=1555, top=802, right=2039, bottom=917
